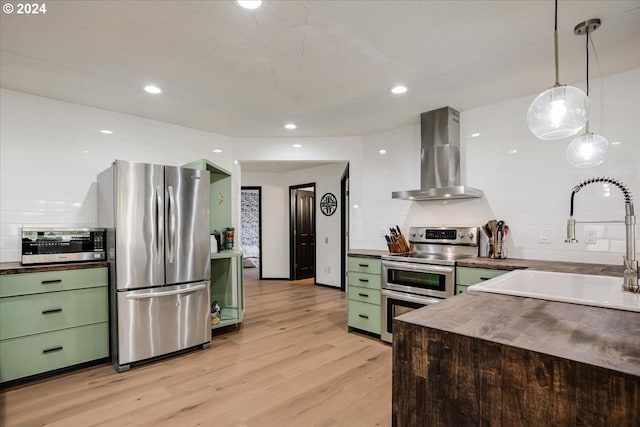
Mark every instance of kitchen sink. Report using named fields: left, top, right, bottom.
left=468, top=269, right=640, bottom=312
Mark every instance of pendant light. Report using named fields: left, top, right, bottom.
left=527, top=0, right=590, bottom=140
left=566, top=19, right=610, bottom=168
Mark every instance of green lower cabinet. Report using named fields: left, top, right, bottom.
left=455, top=266, right=509, bottom=294
left=0, top=266, right=109, bottom=384
left=347, top=256, right=382, bottom=336
left=347, top=300, right=381, bottom=335
left=0, top=322, right=108, bottom=383
left=0, top=287, right=108, bottom=340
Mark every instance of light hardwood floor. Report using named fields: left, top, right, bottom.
left=1, top=272, right=391, bottom=426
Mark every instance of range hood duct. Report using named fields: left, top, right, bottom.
left=392, top=107, right=483, bottom=201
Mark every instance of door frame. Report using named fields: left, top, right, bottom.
left=340, top=164, right=349, bottom=292
left=240, top=186, right=262, bottom=280
left=289, top=182, right=316, bottom=281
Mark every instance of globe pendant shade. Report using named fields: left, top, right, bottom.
left=566, top=132, right=610, bottom=168
left=527, top=85, right=591, bottom=140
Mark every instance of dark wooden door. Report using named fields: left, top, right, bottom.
left=295, top=189, right=315, bottom=279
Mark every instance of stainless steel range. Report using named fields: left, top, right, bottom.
left=380, top=226, right=479, bottom=343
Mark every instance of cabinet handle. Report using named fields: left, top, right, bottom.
left=359, top=278, right=369, bottom=283
left=480, top=277, right=492, bottom=281
left=358, top=314, right=369, bottom=319
left=358, top=293, right=369, bottom=298
left=42, top=308, right=63, bottom=315
left=358, top=264, right=369, bottom=268
left=41, top=279, right=62, bottom=284
left=42, top=346, right=63, bottom=354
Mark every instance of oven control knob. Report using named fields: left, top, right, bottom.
left=419, top=232, right=424, bottom=238
left=468, top=232, right=475, bottom=239
left=458, top=232, right=464, bottom=239
left=411, top=232, right=416, bottom=238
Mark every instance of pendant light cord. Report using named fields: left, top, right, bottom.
left=585, top=26, right=590, bottom=132
left=554, top=0, right=560, bottom=85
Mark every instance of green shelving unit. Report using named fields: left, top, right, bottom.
left=183, top=159, right=244, bottom=331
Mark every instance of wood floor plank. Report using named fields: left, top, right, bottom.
left=0, top=275, right=392, bottom=426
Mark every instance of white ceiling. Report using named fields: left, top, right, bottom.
left=1, top=1, right=639, bottom=138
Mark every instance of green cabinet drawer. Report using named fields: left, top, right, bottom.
left=0, top=267, right=107, bottom=298
left=0, top=322, right=108, bottom=383
left=348, top=300, right=381, bottom=335
left=348, top=285, right=381, bottom=305
left=456, top=284, right=471, bottom=295
left=347, top=272, right=381, bottom=289
left=0, top=287, right=108, bottom=340
left=347, top=257, right=381, bottom=275
left=456, top=267, right=507, bottom=286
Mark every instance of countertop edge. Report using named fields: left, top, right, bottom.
left=0, top=261, right=110, bottom=275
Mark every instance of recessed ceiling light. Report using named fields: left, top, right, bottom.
left=378, top=149, right=387, bottom=154
left=390, top=85, right=408, bottom=94
left=284, top=123, right=297, bottom=130
left=144, top=85, right=162, bottom=94
left=508, top=149, right=518, bottom=154
left=212, top=149, right=223, bottom=153
left=353, top=204, right=359, bottom=208
left=470, top=133, right=480, bottom=138
left=236, top=0, right=262, bottom=9
left=100, top=129, right=113, bottom=135
left=292, top=144, right=302, bottom=148
left=610, top=141, right=621, bottom=145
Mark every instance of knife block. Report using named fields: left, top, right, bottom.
left=387, top=234, right=412, bottom=254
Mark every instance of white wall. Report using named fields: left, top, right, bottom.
left=2, top=68, right=638, bottom=268
left=359, top=69, right=640, bottom=265
left=0, top=89, right=233, bottom=262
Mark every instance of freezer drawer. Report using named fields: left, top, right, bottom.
left=115, top=281, right=211, bottom=367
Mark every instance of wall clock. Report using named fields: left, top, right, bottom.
left=320, top=192, right=337, bottom=216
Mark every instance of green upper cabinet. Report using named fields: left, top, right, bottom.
left=182, top=159, right=232, bottom=233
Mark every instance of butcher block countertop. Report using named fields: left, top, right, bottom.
left=0, top=261, right=109, bottom=275
left=397, top=291, right=640, bottom=376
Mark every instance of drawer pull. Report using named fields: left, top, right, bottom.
left=42, top=308, right=63, bottom=315
left=358, top=264, right=369, bottom=268
left=41, top=279, right=62, bottom=284
left=480, top=277, right=492, bottom=281
left=42, top=346, right=63, bottom=354
left=359, top=278, right=369, bottom=283
left=358, top=293, right=369, bottom=298
left=358, top=314, right=369, bottom=319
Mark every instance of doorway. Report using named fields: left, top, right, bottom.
left=289, top=183, right=316, bottom=281
left=241, top=187, right=262, bottom=280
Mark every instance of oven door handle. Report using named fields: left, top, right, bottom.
left=381, top=260, right=454, bottom=274
left=381, top=289, right=444, bottom=305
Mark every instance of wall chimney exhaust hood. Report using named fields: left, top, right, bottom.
left=392, top=107, right=483, bottom=201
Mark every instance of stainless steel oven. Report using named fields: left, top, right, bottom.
left=380, top=226, right=479, bottom=343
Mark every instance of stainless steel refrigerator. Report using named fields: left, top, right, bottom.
left=98, top=160, right=211, bottom=372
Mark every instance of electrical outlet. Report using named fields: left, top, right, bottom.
left=585, top=229, right=597, bottom=244
left=539, top=229, right=551, bottom=244
left=326, top=266, right=331, bottom=274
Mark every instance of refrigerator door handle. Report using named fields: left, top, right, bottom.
left=155, top=185, right=163, bottom=264
left=167, top=185, right=176, bottom=263
left=124, top=283, right=207, bottom=299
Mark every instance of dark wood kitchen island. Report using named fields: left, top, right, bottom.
left=392, top=291, right=640, bottom=427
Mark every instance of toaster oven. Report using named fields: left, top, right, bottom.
left=21, top=227, right=106, bottom=265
